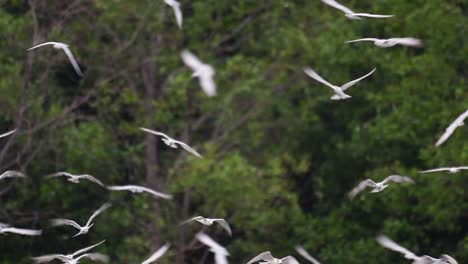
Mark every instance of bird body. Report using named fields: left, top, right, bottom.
left=107, top=185, right=173, bottom=199
left=345, top=38, right=423, bottom=48
left=182, top=216, right=232, bottom=236
left=46, top=172, right=105, bottom=187
left=181, top=50, right=216, bottom=97
left=321, top=0, right=393, bottom=20
left=349, top=175, right=414, bottom=199
left=140, top=127, right=203, bottom=158
left=196, top=233, right=229, bottom=264
left=28, top=42, right=83, bottom=76
left=435, top=109, right=468, bottom=146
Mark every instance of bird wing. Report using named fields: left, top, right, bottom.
left=138, top=186, right=173, bottom=199
left=295, top=246, right=321, bottom=264
left=247, top=251, right=275, bottom=264
left=376, top=235, right=418, bottom=260
left=281, top=256, right=300, bottom=264
left=390, top=38, right=423, bottom=47
left=214, top=219, right=232, bottom=236
left=80, top=174, right=105, bottom=186
left=0, top=129, right=16, bottom=138
left=32, top=254, right=68, bottom=263
left=340, top=68, right=376, bottom=91
left=348, top=179, right=376, bottom=199
left=436, top=109, right=468, bottom=146
left=457, top=166, right=468, bottom=170
left=141, top=243, right=170, bottom=264
left=196, top=233, right=229, bottom=256
left=418, top=168, right=450, bottom=173
left=76, top=253, right=109, bottom=263
left=199, top=72, right=217, bottom=97
left=139, top=127, right=172, bottom=141
left=181, top=50, right=204, bottom=70
left=0, top=222, right=10, bottom=228
left=3, top=227, right=42, bottom=236
left=71, top=240, right=106, bottom=257
left=352, top=13, right=394, bottom=18
left=0, top=170, right=26, bottom=180
left=440, top=254, right=458, bottom=264
left=27, top=42, right=58, bottom=51
left=303, top=67, right=337, bottom=90
left=86, top=203, right=111, bottom=226
left=321, top=0, right=354, bottom=14
left=382, top=175, right=414, bottom=185
left=164, top=0, right=182, bottom=29
left=345, top=38, right=379, bottom=43
left=215, top=253, right=229, bottom=264
left=174, top=140, right=203, bottom=158
left=453, top=109, right=468, bottom=124
left=61, top=45, right=84, bottom=76
left=180, top=216, right=204, bottom=225
left=51, top=219, right=82, bottom=229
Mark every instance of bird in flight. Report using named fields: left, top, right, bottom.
left=107, top=185, right=173, bottom=200
left=28, top=42, right=84, bottom=77
left=0, top=223, right=42, bottom=236
left=46, top=172, right=105, bottom=187
left=140, top=243, right=170, bottom=264
left=0, top=170, right=26, bottom=181
left=348, top=175, right=414, bottom=199
left=140, top=127, right=203, bottom=158
left=321, top=0, right=393, bottom=20
left=376, top=235, right=458, bottom=264
left=345, top=38, right=423, bottom=48
left=181, top=216, right=232, bottom=236
left=419, top=166, right=468, bottom=174
left=51, top=203, right=111, bottom=237
left=0, top=129, right=16, bottom=138
left=304, top=67, right=375, bottom=100
left=196, top=233, right=229, bottom=264
left=435, top=109, right=468, bottom=147
left=181, top=50, right=216, bottom=97
left=295, top=246, right=321, bottom=264
left=164, top=0, right=182, bottom=29
left=247, top=251, right=300, bottom=264
left=32, top=240, right=107, bottom=264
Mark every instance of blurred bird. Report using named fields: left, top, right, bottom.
left=435, top=109, right=468, bottom=147
left=181, top=216, right=232, bottom=236
left=32, top=240, right=106, bottom=264
left=140, top=127, right=203, bottom=158
left=304, top=67, right=375, bottom=100
left=27, top=42, right=83, bottom=76
left=0, top=224, right=42, bottom=236
left=419, top=166, right=468, bottom=174
left=196, top=233, right=229, bottom=264
left=376, top=235, right=458, bottom=264
left=181, top=50, right=216, bottom=97
left=51, top=203, right=111, bottom=237
left=164, top=0, right=182, bottom=29
left=0, top=170, right=26, bottom=181
left=107, top=185, right=173, bottom=199
left=141, top=243, right=170, bottom=264
left=321, top=0, right=393, bottom=20
left=46, top=172, right=105, bottom=187
left=247, top=251, right=299, bottom=264
left=348, top=175, right=414, bottom=199
left=345, top=38, right=423, bottom=48
left=295, top=246, right=321, bottom=264
left=0, top=129, right=16, bottom=138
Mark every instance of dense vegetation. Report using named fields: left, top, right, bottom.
left=0, top=0, right=466, bottom=263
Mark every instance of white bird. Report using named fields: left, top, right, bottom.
left=196, top=233, right=229, bottom=264
left=51, top=203, right=111, bottom=237
left=46, top=172, right=105, bottom=187
left=0, top=129, right=16, bottom=138
left=181, top=50, right=216, bottom=97
left=435, top=109, right=468, bottom=147
left=304, top=67, right=375, bottom=100
left=32, top=240, right=106, bottom=263
left=321, top=0, right=393, bottom=20
left=295, top=246, right=321, bottom=264
left=107, top=185, right=173, bottom=200
left=0, top=225, right=42, bottom=236
left=247, top=251, right=300, bottom=264
left=181, top=216, right=232, bottom=236
left=140, top=127, right=203, bottom=158
left=345, top=38, right=423, bottom=48
left=141, top=243, right=170, bottom=264
left=164, top=0, right=182, bottom=29
left=419, top=166, right=468, bottom=174
left=377, top=235, right=458, bottom=264
left=27, top=42, right=84, bottom=76
left=0, top=170, right=26, bottom=181
left=348, top=175, right=414, bottom=199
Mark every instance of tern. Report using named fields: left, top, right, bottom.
left=51, top=203, right=111, bottom=237
left=304, top=67, right=375, bottom=100
left=419, top=167, right=468, bottom=174
left=164, top=0, right=182, bottom=29
left=181, top=216, right=232, bottom=236
left=46, top=172, right=105, bottom=187
left=196, top=233, right=229, bottom=264
left=377, top=235, right=458, bottom=264
left=0, top=129, right=16, bottom=138
left=247, top=251, right=300, bottom=264
left=295, top=246, right=321, bottom=264
left=0, top=224, right=42, bottom=236
left=107, top=185, right=173, bottom=199
left=0, top=170, right=26, bottom=181
left=32, top=240, right=107, bottom=263
left=181, top=50, right=216, bottom=97
left=140, top=127, right=203, bottom=158
left=348, top=175, right=414, bottom=199
left=27, top=42, right=84, bottom=76
left=141, top=243, right=170, bottom=264
left=435, top=109, right=468, bottom=147
left=321, top=0, right=393, bottom=20
left=345, top=38, right=423, bottom=48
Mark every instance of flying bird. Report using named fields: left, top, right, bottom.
left=247, top=251, right=300, bottom=264
left=181, top=50, right=216, bottom=97
left=304, top=67, right=375, bottom=100
left=51, top=203, right=111, bottom=237
left=181, top=216, right=232, bottom=236
left=107, top=185, right=173, bottom=200
left=196, top=233, right=229, bottom=264
left=27, top=42, right=84, bottom=76
left=0, top=170, right=26, bottom=181
left=141, top=243, right=170, bottom=264
left=349, top=175, right=414, bottom=199
left=321, top=0, right=393, bottom=20
left=419, top=167, right=468, bottom=174
left=32, top=240, right=106, bottom=264
left=435, top=109, right=468, bottom=147
left=46, top=172, right=105, bottom=187
left=376, top=235, right=458, bottom=264
left=164, top=0, right=182, bottom=29
left=0, top=225, right=42, bottom=236
left=140, top=127, right=203, bottom=158
left=345, top=38, right=423, bottom=48
left=0, top=129, right=16, bottom=138
left=295, top=246, right=321, bottom=264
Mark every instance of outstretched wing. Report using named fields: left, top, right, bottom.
left=80, top=174, right=105, bottom=186
left=295, top=246, right=321, bottom=264
left=0, top=170, right=26, bottom=180
left=435, top=109, right=468, bottom=146
left=181, top=50, right=204, bottom=71
left=61, top=46, right=83, bottom=76
left=340, top=68, right=376, bottom=91
left=199, top=72, right=217, bottom=97
left=303, top=67, right=336, bottom=90
left=345, top=38, right=379, bottom=44
left=180, top=216, right=204, bottom=225
left=3, top=227, right=42, bottom=236
left=141, top=243, right=170, bottom=264
left=440, top=254, right=458, bottom=264
left=76, top=253, right=109, bottom=263
left=352, top=13, right=394, bottom=18
left=72, top=240, right=106, bottom=257
left=32, top=254, right=69, bottom=263
left=391, top=38, right=423, bottom=47
left=175, top=140, right=203, bottom=158
left=348, top=179, right=376, bottom=199
left=139, top=186, right=173, bottom=200
left=247, top=251, right=275, bottom=264
left=139, top=127, right=172, bottom=141
left=196, top=233, right=229, bottom=256
left=376, top=235, right=418, bottom=260
left=164, top=0, right=182, bottom=29
left=27, top=42, right=58, bottom=51
left=51, top=219, right=82, bottom=230
left=0, top=129, right=16, bottom=138
left=214, top=219, right=232, bottom=236
left=418, top=168, right=450, bottom=174
left=382, top=175, right=414, bottom=185
left=86, top=203, right=111, bottom=226
left=321, top=0, right=354, bottom=14
left=46, top=171, right=72, bottom=179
